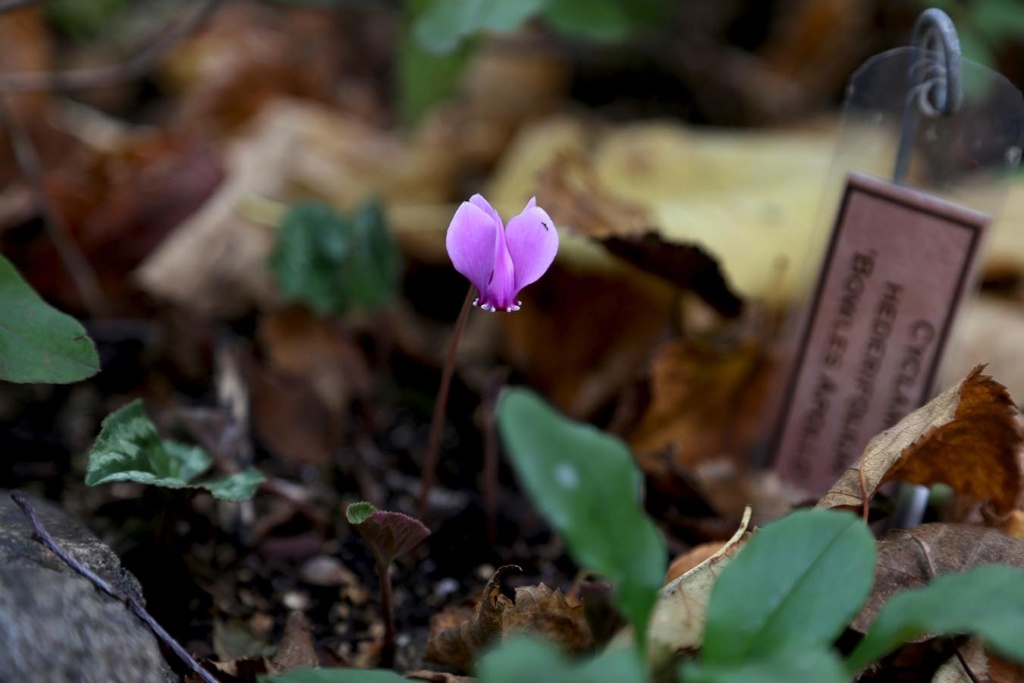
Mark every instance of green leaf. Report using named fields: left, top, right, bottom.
left=681, top=649, right=850, bottom=683
left=345, top=501, right=430, bottom=568
left=496, top=388, right=666, bottom=649
left=85, top=400, right=264, bottom=501
left=262, top=669, right=408, bottom=683
left=397, top=28, right=470, bottom=127
left=702, top=509, right=875, bottom=665
left=618, top=0, right=673, bottom=27
left=847, top=564, right=1024, bottom=672
left=268, top=201, right=401, bottom=317
left=0, top=253, right=99, bottom=384
left=412, top=0, right=547, bottom=54
left=201, top=469, right=267, bottom=502
left=346, top=501, right=376, bottom=525
left=44, top=0, right=130, bottom=38
left=972, top=0, right=1024, bottom=45
left=542, top=0, right=633, bottom=43
left=343, top=201, right=403, bottom=311
left=476, top=636, right=646, bottom=683
left=957, top=28, right=996, bottom=69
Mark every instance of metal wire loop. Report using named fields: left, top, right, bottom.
left=911, top=8, right=963, bottom=116
left=893, top=8, right=963, bottom=183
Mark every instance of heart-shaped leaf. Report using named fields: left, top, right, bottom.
left=0, top=253, right=99, bottom=384
left=85, top=400, right=264, bottom=501
left=345, top=502, right=430, bottom=568
left=268, top=201, right=401, bottom=317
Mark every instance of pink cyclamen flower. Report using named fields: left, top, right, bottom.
left=446, top=194, right=559, bottom=312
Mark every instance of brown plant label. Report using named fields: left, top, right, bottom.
left=772, top=172, right=989, bottom=495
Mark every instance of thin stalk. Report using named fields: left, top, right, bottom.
left=482, top=368, right=508, bottom=546
left=484, top=406, right=499, bottom=545
left=377, top=562, right=396, bottom=668
left=418, top=286, right=475, bottom=520
left=0, top=96, right=109, bottom=317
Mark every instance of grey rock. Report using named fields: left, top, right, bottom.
left=0, top=492, right=177, bottom=683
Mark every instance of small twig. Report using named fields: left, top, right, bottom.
left=952, top=645, right=984, bottom=683
left=905, top=531, right=986, bottom=683
left=859, top=464, right=869, bottom=523
left=418, top=286, right=475, bottom=521
left=0, top=96, right=110, bottom=317
left=377, top=563, right=396, bottom=668
left=904, top=530, right=939, bottom=578
left=0, top=0, right=222, bottom=93
left=10, top=491, right=219, bottom=683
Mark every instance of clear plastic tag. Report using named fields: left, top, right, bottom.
left=768, top=42, right=1024, bottom=496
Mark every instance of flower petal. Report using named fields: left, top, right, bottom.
left=446, top=199, right=499, bottom=296
left=469, top=194, right=503, bottom=227
left=505, top=198, right=559, bottom=296
left=485, top=225, right=515, bottom=311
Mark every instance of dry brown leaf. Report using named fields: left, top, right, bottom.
left=629, top=339, right=770, bottom=472
left=248, top=359, right=339, bottom=467
left=137, top=99, right=459, bottom=318
left=852, top=523, right=1024, bottom=636
left=423, top=565, right=517, bottom=672
left=932, top=637, right=1024, bottom=683
left=664, top=542, right=727, bottom=584
left=534, top=151, right=651, bottom=239
left=257, top=306, right=371, bottom=416
left=406, top=672, right=476, bottom=683
left=0, top=7, right=52, bottom=125
left=500, top=584, right=591, bottom=651
left=502, top=265, right=675, bottom=419
left=817, top=365, right=1024, bottom=516
left=423, top=565, right=591, bottom=672
left=163, top=3, right=343, bottom=137
left=1003, top=510, right=1024, bottom=539
left=989, top=653, right=1024, bottom=683
left=633, top=507, right=751, bottom=671
left=268, top=611, right=319, bottom=673
left=599, top=232, right=743, bottom=317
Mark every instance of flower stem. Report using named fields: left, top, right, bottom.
left=482, top=368, right=508, bottom=546
left=377, top=562, right=396, bottom=668
left=418, top=286, right=475, bottom=521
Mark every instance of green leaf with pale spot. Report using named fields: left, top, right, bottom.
left=85, top=400, right=263, bottom=501
left=496, top=388, right=665, bottom=650
left=0, top=253, right=99, bottom=384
